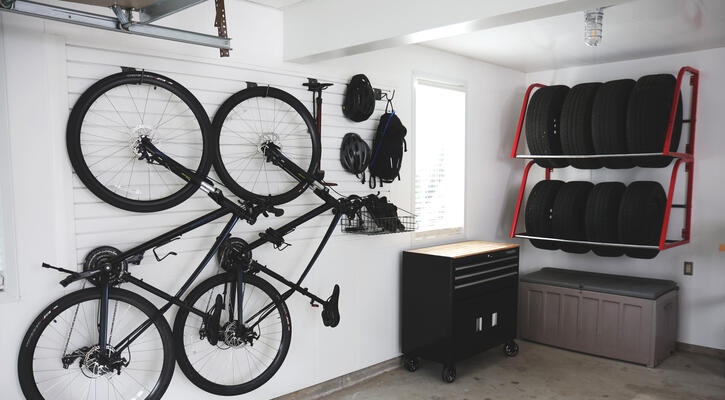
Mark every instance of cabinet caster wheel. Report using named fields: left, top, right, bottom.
left=441, top=365, right=456, bottom=383
left=503, top=340, right=519, bottom=357
left=403, top=356, right=420, bottom=372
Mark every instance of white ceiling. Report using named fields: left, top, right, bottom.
left=246, top=0, right=306, bottom=9
left=423, top=0, right=725, bottom=72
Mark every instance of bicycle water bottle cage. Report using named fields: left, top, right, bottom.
left=152, top=237, right=180, bottom=262
left=321, top=284, right=340, bottom=328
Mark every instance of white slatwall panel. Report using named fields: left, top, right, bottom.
left=66, top=44, right=394, bottom=265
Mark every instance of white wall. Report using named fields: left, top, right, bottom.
left=0, top=2, right=524, bottom=400
left=524, top=47, right=725, bottom=351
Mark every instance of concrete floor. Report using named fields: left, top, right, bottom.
left=324, top=341, right=725, bottom=400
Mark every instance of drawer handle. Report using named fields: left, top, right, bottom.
left=455, top=264, right=518, bottom=281
left=454, top=271, right=518, bottom=290
left=454, top=255, right=518, bottom=272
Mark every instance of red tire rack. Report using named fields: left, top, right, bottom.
left=509, top=66, right=699, bottom=252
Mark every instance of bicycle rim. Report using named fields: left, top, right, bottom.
left=213, top=86, right=320, bottom=205
left=67, top=71, right=211, bottom=212
left=18, top=288, right=174, bottom=400
left=173, top=273, right=291, bottom=395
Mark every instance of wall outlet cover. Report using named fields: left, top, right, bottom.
left=684, top=261, right=693, bottom=275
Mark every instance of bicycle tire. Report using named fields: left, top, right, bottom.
left=173, top=273, right=292, bottom=395
left=212, top=86, right=320, bottom=205
left=18, top=287, right=175, bottom=400
left=67, top=70, right=212, bottom=212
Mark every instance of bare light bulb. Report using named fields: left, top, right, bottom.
left=584, top=8, right=604, bottom=47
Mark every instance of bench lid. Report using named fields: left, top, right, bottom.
left=520, top=268, right=677, bottom=300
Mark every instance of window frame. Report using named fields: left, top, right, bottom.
left=0, top=21, right=19, bottom=302
left=411, top=74, right=468, bottom=242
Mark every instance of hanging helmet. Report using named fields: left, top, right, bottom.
left=342, top=74, right=375, bottom=122
left=340, top=132, right=371, bottom=183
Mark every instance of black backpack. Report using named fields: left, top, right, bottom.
left=368, top=111, right=407, bottom=188
left=342, top=74, right=375, bottom=122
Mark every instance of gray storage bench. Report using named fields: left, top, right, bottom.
left=518, top=268, right=678, bottom=367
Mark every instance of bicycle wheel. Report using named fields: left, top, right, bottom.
left=67, top=70, right=212, bottom=212
left=173, top=273, right=291, bottom=395
left=18, top=288, right=175, bottom=400
left=212, top=86, right=320, bottom=205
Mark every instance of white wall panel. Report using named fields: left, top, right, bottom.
left=65, top=43, right=395, bottom=268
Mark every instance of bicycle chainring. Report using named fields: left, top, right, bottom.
left=82, top=246, right=128, bottom=286
left=217, top=237, right=252, bottom=272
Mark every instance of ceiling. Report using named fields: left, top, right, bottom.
left=423, top=0, right=725, bottom=72
left=247, top=0, right=306, bottom=9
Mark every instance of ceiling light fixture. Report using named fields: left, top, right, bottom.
left=584, top=8, right=604, bottom=47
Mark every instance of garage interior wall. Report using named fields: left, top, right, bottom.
left=0, top=2, right=523, bottom=399
left=0, top=2, right=722, bottom=400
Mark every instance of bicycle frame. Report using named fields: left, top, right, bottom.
left=83, top=138, right=346, bottom=355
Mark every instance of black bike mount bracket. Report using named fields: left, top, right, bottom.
left=259, top=228, right=291, bottom=251
left=245, top=81, right=257, bottom=89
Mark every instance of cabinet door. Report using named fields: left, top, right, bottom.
left=453, top=285, right=517, bottom=360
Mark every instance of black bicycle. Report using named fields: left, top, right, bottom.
left=18, top=70, right=359, bottom=399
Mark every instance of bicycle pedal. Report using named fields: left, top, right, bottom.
left=321, top=284, right=340, bottom=328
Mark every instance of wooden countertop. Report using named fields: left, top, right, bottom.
left=406, top=240, right=519, bottom=259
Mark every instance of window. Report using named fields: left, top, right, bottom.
left=0, top=193, right=5, bottom=291
left=414, top=79, right=466, bottom=237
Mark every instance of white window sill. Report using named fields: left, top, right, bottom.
left=414, top=227, right=465, bottom=245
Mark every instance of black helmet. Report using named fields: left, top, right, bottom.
left=342, top=74, right=375, bottom=122
left=340, top=132, right=371, bottom=183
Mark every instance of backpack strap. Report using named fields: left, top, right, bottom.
left=369, top=110, right=396, bottom=169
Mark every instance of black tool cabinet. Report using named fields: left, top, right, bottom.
left=401, top=241, right=520, bottom=383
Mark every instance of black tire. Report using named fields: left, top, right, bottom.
left=18, top=288, right=175, bottom=400
left=560, top=83, right=603, bottom=169
left=403, top=356, right=420, bottom=372
left=626, top=74, right=683, bottom=168
left=591, top=79, right=636, bottom=169
left=503, top=340, right=519, bottom=357
left=173, top=273, right=292, bottom=396
left=552, top=181, right=594, bottom=253
left=525, top=85, right=570, bottom=168
left=618, top=181, right=666, bottom=259
left=442, top=365, right=456, bottom=383
left=585, top=182, right=626, bottom=257
left=212, top=86, right=321, bottom=205
left=67, top=70, right=212, bottom=212
left=525, top=180, right=565, bottom=250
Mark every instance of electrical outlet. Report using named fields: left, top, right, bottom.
left=684, top=261, right=693, bottom=276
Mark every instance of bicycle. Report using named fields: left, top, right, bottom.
left=18, top=69, right=364, bottom=399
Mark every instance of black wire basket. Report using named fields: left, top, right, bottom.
left=341, top=208, right=416, bottom=235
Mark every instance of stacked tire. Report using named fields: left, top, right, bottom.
left=525, top=180, right=666, bottom=259
left=524, top=74, right=683, bottom=167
